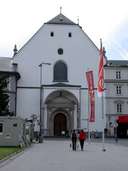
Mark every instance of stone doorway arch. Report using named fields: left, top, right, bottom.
left=45, top=90, right=80, bottom=136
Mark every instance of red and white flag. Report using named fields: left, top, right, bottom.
left=86, top=70, right=95, bottom=122
left=97, top=39, right=106, bottom=95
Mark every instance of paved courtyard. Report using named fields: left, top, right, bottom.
left=0, top=140, right=128, bottom=171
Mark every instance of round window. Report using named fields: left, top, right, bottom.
left=58, top=48, right=63, bottom=55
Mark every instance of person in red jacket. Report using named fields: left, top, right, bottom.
left=79, top=129, right=86, bottom=151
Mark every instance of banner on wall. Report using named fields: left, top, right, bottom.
left=86, top=70, right=95, bottom=122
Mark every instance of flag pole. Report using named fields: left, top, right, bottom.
left=88, top=93, right=91, bottom=143
left=98, top=39, right=106, bottom=151
left=102, top=91, right=106, bottom=151
left=86, top=68, right=91, bottom=143
left=102, top=46, right=106, bottom=152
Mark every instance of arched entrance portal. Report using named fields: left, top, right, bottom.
left=54, top=113, right=67, bottom=136
left=45, top=89, right=80, bottom=136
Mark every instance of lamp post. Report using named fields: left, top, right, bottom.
left=38, top=62, right=51, bottom=143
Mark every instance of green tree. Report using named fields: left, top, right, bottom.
left=0, top=77, right=9, bottom=115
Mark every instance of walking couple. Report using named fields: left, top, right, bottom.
left=71, top=129, right=86, bottom=151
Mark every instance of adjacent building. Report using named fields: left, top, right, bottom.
left=104, top=60, right=128, bottom=137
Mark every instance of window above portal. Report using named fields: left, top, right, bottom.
left=53, top=60, right=68, bottom=82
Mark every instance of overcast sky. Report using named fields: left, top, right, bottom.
left=0, top=0, right=128, bottom=59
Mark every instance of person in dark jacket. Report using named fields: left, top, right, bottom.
left=71, top=130, right=77, bottom=151
left=79, top=129, right=86, bottom=151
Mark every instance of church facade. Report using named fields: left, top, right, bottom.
left=1, top=13, right=128, bottom=137
left=11, top=13, right=103, bottom=136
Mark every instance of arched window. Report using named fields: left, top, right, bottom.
left=54, top=61, right=68, bottom=82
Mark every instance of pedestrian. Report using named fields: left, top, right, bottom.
left=71, top=130, right=77, bottom=151
left=114, top=126, right=118, bottom=143
left=34, top=120, right=39, bottom=142
left=79, top=129, right=86, bottom=151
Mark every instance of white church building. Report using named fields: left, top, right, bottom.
left=0, top=13, right=107, bottom=136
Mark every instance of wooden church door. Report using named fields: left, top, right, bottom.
left=54, top=113, right=67, bottom=136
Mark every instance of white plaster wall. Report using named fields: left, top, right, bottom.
left=12, top=23, right=102, bottom=130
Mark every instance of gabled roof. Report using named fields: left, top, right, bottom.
left=46, top=13, right=76, bottom=25
left=12, top=13, right=99, bottom=58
